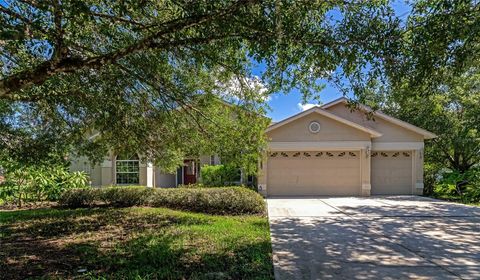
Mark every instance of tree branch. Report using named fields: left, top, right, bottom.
left=51, top=0, right=66, bottom=61
left=90, top=12, right=147, bottom=28
left=0, top=0, right=257, bottom=98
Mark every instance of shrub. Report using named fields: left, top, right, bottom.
left=178, top=183, right=206, bottom=189
left=149, top=187, right=265, bottom=215
left=200, top=164, right=241, bottom=187
left=0, top=164, right=89, bottom=207
left=99, top=186, right=153, bottom=207
left=433, top=168, right=480, bottom=203
left=59, top=187, right=98, bottom=208
left=59, top=186, right=265, bottom=215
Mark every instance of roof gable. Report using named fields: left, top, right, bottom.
left=266, top=106, right=382, bottom=138
left=321, top=97, right=437, bottom=139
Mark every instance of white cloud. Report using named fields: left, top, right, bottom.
left=217, top=75, right=270, bottom=102
left=297, top=103, right=317, bottom=111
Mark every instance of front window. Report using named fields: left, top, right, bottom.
left=116, top=154, right=139, bottom=185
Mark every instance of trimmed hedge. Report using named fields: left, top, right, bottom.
left=99, top=186, right=153, bottom=207
left=59, top=186, right=265, bottom=215
left=58, top=188, right=97, bottom=208
left=148, top=187, right=265, bottom=215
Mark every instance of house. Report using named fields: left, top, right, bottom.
left=71, top=97, right=435, bottom=196
left=70, top=154, right=230, bottom=188
left=257, top=97, right=436, bottom=196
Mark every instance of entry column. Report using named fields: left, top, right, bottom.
left=257, top=153, right=268, bottom=197
left=360, top=147, right=371, bottom=196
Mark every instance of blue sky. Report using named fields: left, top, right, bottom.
left=260, top=0, right=411, bottom=122
left=258, top=70, right=350, bottom=122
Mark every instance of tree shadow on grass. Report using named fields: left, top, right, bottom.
left=70, top=233, right=273, bottom=280
left=0, top=207, right=211, bottom=239
left=0, top=208, right=273, bottom=280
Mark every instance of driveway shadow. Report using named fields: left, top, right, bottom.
left=268, top=197, right=480, bottom=279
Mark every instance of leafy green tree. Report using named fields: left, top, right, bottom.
left=383, top=66, right=480, bottom=194
left=385, top=0, right=480, bottom=97
left=0, top=0, right=402, bottom=171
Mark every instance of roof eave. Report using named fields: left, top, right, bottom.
left=322, top=98, right=437, bottom=139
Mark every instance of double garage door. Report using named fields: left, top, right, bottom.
left=267, top=150, right=413, bottom=196
left=267, top=151, right=361, bottom=196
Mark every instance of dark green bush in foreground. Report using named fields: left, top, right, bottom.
left=58, top=187, right=97, bottom=208
left=60, top=186, right=265, bottom=215
left=149, top=187, right=265, bottom=215
left=99, top=186, right=154, bottom=207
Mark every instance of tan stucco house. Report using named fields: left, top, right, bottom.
left=257, top=97, right=436, bottom=197
left=71, top=97, right=435, bottom=197
left=70, top=153, right=241, bottom=188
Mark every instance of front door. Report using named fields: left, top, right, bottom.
left=183, top=159, right=197, bottom=185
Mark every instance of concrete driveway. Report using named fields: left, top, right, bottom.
left=267, top=196, right=480, bottom=279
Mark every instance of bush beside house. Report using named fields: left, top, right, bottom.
left=0, top=165, right=88, bottom=207
left=200, top=164, right=241, bottom=186
left=431, top=167, right=480, bottom=204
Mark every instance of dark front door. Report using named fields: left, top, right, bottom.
left=183, top=159, right=197, bottom=185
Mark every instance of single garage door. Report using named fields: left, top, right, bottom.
left=267, top=151, right=361, bottom=196
left=371, top=151, right=413, bottom=195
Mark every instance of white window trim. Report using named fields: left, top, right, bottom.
left=115, top=158, right=140, bottom=185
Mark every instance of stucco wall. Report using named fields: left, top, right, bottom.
left=71, top=154, right=222, bottom=188
left=325, top=103, right=424, bottom=142
left=155, top=169, right=176, bottom=187
left=267, top=112, right=371, bottom=142
left=69, top=156, right=102, bottom=186
left=199, top=155, right=221, bottom=166
left=414, top=149, right=425, bottom=195
left=139, top=165, right=147, bottom=186
left=101, top=154, right=115, bottom=186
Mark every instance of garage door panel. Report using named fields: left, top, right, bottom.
left=371, top=151, right=413, bottom=195
left=267, top=151, right=361, bottom=196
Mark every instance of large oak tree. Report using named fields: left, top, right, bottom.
left=1, top=0, right=403, bottom=170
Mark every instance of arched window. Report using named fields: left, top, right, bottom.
left=115, top=153, right=139, bottom=185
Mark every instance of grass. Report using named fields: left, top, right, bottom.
left=0, top=207, right=273, bottom=279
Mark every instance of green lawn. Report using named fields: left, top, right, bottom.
left=0, top=207, right=273, bottom=279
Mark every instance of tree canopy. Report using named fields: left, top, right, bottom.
left=1, top=0, right=402, bottom=169
left=386, top=0, right=480, bottom=96
left=385, top=66, right=480, bottom=171
left=1, top=0, right=479, bottom=171
left=378, top=0, right=480, bottom=180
